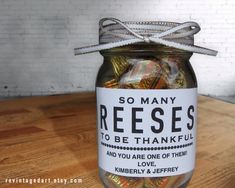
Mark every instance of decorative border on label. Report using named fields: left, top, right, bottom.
left=101, top=142, right=193, bottom=151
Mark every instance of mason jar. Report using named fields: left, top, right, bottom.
left=74, top=18, right=217, bottom=188
left=96, top=42, right=197, bottom=188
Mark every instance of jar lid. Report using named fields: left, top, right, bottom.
left=74, top=18, right=217, bottom=56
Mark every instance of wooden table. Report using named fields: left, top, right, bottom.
left=0, top=93, right=234, bottom=188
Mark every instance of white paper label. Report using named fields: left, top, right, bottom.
left=96, top=87, right=197, bottom=177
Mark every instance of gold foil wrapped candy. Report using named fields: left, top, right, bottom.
left=144, top=175, right=185, bottom=188
left=144, top=177, right=168, bottom=188
left=111, top=56, right=131, bottom=79
left=168, top=70, right=187, bottom=89
left=119, top=59, right=162, bottom=89
left=160, top=58, right=187, bottom=89
left=104, top=79, right=119, bottom=88
left=104, top=172, right=185, bottom=188
left=152, top=75, right=168, bottom=89
left=104, top=173, right=144, bottom=188
left=103, top=56, right=188, bottom=90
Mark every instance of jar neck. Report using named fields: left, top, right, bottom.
left=100, top=43, right=192, bottom=60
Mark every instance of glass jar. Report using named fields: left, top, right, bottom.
left=96, top=43, right=197, bottom=188
left=74, top=18, right=216, bottom=188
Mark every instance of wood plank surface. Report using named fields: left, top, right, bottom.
left=0, top=93, right=234, bottom=188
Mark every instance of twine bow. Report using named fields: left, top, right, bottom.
left=74, top=18, right=217, bottom=56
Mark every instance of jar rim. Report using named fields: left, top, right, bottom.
left=100, top=43, right=193, bottom=58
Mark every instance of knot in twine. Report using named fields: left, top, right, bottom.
left=74, top=17, right=217, bottom=56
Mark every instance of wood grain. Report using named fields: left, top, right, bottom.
left=0, top=93, right=234, bottom=188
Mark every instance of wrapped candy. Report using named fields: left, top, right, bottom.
left=144, top=177, right=169, bottom=188
left=104, top=79, right=119, bottom=88
left=104, top=172, right=185, bottom=188
left=104, top=173, right=144, bottom=188
left=168, top=70, right=187, bottom=89
left=111, top=56, right=131, bottom=79
left=119, top=59, right=162, bottom=89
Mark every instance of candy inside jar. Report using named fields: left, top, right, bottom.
left=102, top=54, right=190, bottom=90
left=101, top=169, right=192, bottom=188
